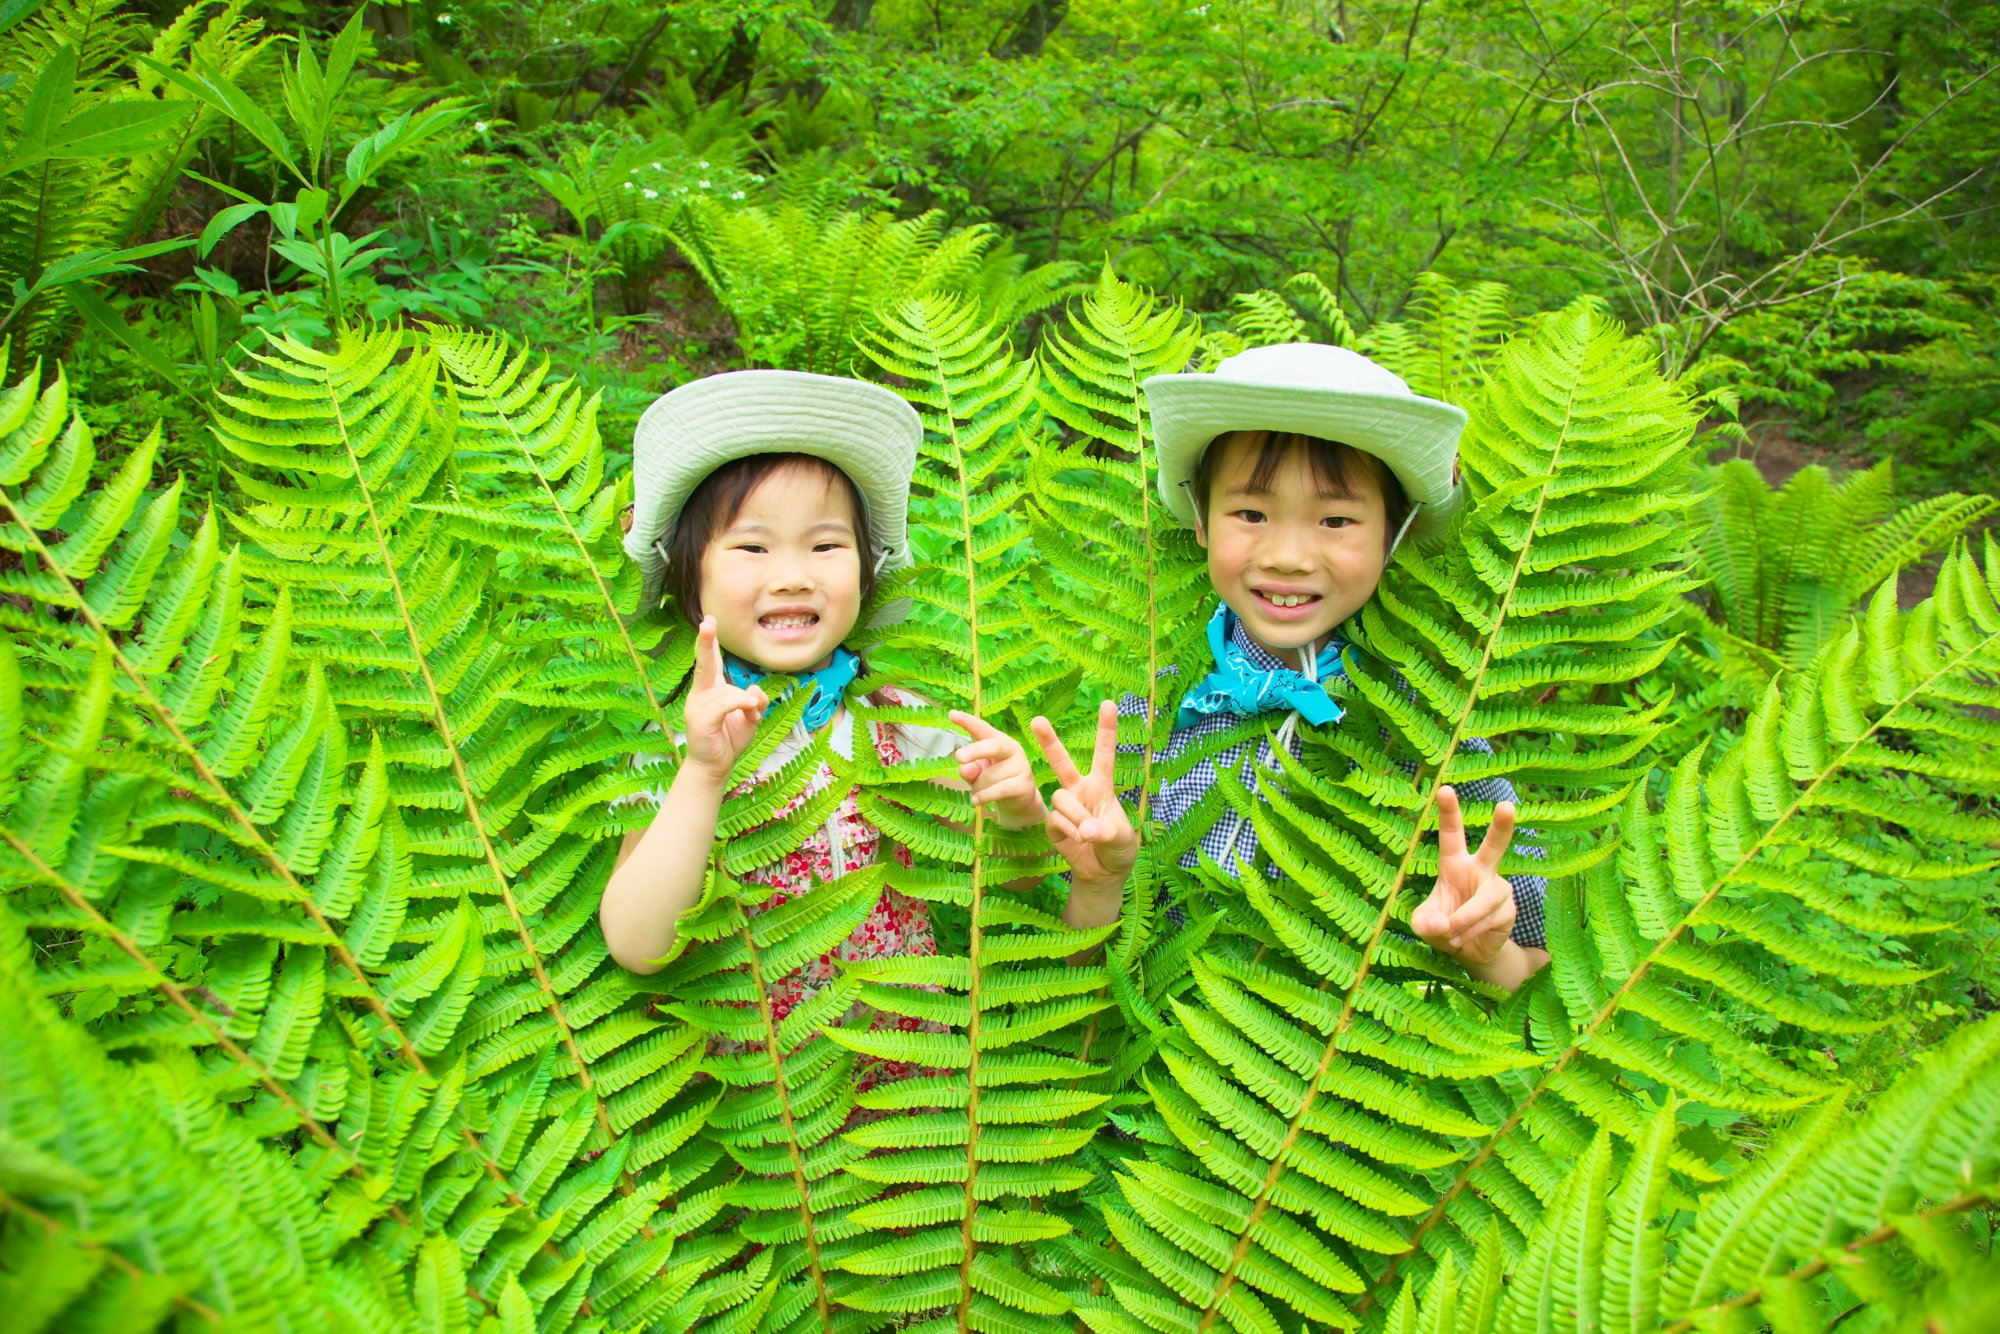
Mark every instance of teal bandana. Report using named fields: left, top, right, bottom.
left=724, top=646, right=862, bottom=732
left=1174, top=605, right=1346, bottom=729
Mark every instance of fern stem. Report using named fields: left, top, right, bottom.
left=1659, top=1188, right=1992, bottom=1331
left=313, top=357, right=613, bottom=1139
left=1195, top=350, right=1582, bottom=1331
left=0, top=825, right=412, bottom=1225
left=957, top=803, right=989, bottom=1334
left=0, top=486, right=433, bottom=1078
left=1359, top=603, right=2000, bottom=1307
left=431, top=335, right=680, bottom=747
left=1132, top=343, right=1162, bottom=833
left=0, top=1186, right=225, bottom=1326
left=736, top=902, right=836, bottom=1322
left=928, top=320, right=993, bottom=1334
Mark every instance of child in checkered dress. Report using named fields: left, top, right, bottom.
left=1035, top=344, right=1550, bottom=992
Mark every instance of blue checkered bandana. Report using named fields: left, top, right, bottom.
left=1174, top=604, right=1348, bottom=729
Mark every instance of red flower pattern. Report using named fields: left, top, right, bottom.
left=706, top=697, right=950, bottom=1095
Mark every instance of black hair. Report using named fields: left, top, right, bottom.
left=1189, top=429, right=1410, bottom=547
left=661, top=453, right=875, bottom=623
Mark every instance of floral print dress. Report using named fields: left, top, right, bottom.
left=637, top=686, right=960, bottom=1092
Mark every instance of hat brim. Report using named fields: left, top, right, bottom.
left=1143, top=373, right=1467, bottom=541
left=626, top=370, right=922, bottom=618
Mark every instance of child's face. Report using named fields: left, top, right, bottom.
left=1197, top=432, right=1390, bottom=656
left=699, top=462, right=864, bottom=674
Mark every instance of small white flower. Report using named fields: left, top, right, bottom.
left=438, top=11, right=453, bottom=21
left=622, top=181, right=635, bottom=190
left=651, top=161, right=663, bottom=170
left=697, top=159, right=708, bottom=168
left=697, top=179, right=710, bottom=188
left=729, top=190, right=745, bottom=200
left=473, top=120, right=489, bottom=133
left=641, top=187, right=659, bottom=199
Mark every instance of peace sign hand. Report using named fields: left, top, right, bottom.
left=1411, top=785, right=1518, bottom=966
left=682, top=616, right=768, bottom=785
left=1031, top=700, right=1139, bottom=892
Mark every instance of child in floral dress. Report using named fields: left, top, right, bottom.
left=599, top=368, right=1096, bottom=1086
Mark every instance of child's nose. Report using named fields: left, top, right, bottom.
left=1259, top=525, right=1317, bottom=572
left=768, top=558, right=816, bottom=593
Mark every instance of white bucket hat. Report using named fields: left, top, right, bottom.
left=1144, top=343, right=1467, bottom=544
left=625, top=369, right=922, bottom=610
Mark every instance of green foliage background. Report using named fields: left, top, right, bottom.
left=4, top=0, right=2000, bottom=1329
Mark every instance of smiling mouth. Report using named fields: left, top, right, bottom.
left=760, top=612, right=820, bottom=631
left=1254, top=591, right=1321, bottom=610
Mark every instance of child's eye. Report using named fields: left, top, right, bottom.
left=733, top=543, right=767, bottom=554
left=812, top=541, right=847, bottom=553
left=1233, top=509, right=1267, bottom=524
left=1320, top=516, right=1355, bottom=529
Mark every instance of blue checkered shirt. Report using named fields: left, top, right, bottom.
left=1121, top=618, right=1547, bottom=950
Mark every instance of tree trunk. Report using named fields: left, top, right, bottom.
left=828, top=0, right=875, bottom=31
left=994, top=0, right=1068, bottom=59
left=699, top=21, right=760, bottom=101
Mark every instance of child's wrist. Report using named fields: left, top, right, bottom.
left=674, top=757, right=735, bottom=794
left=1461, top=939, right=1519, bottom=976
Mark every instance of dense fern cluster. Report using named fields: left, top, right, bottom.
left=2, top=266, right=1996, bottom=1333
left=1, top=0, right=263, bottom=358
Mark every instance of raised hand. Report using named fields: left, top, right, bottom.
left=1031, top=700, right=1138, bottom=892
left=682, top=616, right=768, bottom=784
left=1411, top=785, right=1518, bottom=965
left=949, top=711, right=1049, bottom=830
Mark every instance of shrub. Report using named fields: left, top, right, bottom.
left=1, top=278, right=1996, bottom=1332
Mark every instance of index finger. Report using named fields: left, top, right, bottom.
left=948, top=710, right=1002, bottom=743
left=1475, top=801, right=1516, bottom=872
left=1031, top=715, right=1083, bottom=789
left=1088, top=699, right=1119, bottom=783
left=1435, top=785, right=1468, bottom=861
left=693, top=617, right=720, bottom=689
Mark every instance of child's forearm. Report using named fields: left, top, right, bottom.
left=600, top=764, right=729, bottom=974
left=1464, top=942, right=1550, bottom=993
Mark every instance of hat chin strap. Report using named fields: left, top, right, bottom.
left=1383, top=502, right=1423, bottom=568
left=1178, top=479, right=1208, bottom=542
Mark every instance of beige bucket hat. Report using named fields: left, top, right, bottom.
left=626, top=370, right=922, bottom=610
left=1144, top=343, right=1467, bottom=543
